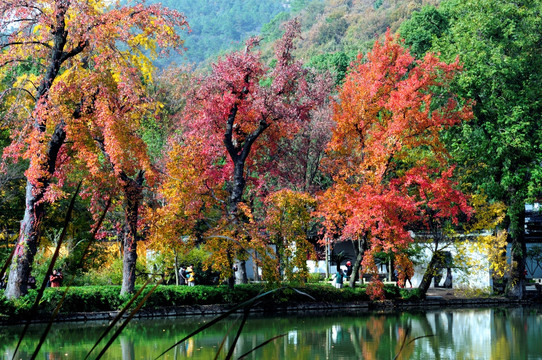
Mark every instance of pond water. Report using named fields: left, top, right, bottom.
left=2, top=306, right=542, bottom=359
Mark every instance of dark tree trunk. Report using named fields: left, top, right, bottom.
left=418, top=250, right=444, bottom=297
left=4, top=2, right=86, bottom=299
left=229, top=160, right=246, bottom=216
left=5, top=125, right=66, bottom=299
left=506, top=196, right=526, bottom=299
left=5, top=182, right=45, bottom=299
left=225, top=247, right=235, bottom=289
left=223, top=99, right=270, bottom=286
left=349, top=239, right=366, bottom=288
left=227, top=160, right=249, bottom=284
left=238, top=260, right=248, bottom=283
left=443, top=267, right=452, bottom=288
left=120, top=171, right=144, bottom=295
left=234, top=260, right=248, bottom=284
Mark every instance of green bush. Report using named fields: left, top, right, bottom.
left=384, top=284, right=401, bottom=299
left=307, top=273, right=324, bottom=283
left=140, top=285, right=228, bottom=308
left=400, top=288, right=423, bottom=301
left=0, top=289, right=37, bottom=317
left=0, top=294, right=17, bottom=317
left=40, top=286, right=124, bottom=313
left=1, top=282, right=405, bottom=318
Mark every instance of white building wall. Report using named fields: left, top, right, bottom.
left=410, top=243, right=492, bottom=289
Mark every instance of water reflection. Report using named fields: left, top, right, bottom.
left=2, top=306, right=542, bottom=359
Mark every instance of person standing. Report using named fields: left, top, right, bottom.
left=186, top=265, right=195, bottom=286
left=334, top=269, right=344, bottom=289
left=345, top=261, right=353, bottom=280
left=396, top=263, right=413, bottom=288
left=49, top=269, right=63, bottom=288
left=179, top=266, right=187, bottom=285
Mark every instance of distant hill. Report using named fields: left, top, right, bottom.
left=141, top=0, right=443, bottom=69
left=143, top=0, right=292, bottom=66
left=254, top=0, right=443, bottom=82
left=276, top=0, right=442, bottom=60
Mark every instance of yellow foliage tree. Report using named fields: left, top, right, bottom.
left=263, top=189, right=317, bottom=283
left=457, top=193, right=508, bottom=281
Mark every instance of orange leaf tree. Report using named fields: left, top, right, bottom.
left=318, top=31, right=472, bottom=299
left=0, top=0, right=188, bottom=298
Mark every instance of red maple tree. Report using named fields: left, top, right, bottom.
left=155, top=20, right=331, bottom=283
left=318, top=31, right=472, bottom=298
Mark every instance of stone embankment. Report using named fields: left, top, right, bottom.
left=2, top=288, right=539, bottom=326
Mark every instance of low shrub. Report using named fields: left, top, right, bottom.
left=140, top=285, right=228, bottom=308
left=0, top=289, right=37, bottom=317
left=0, top=294, right=17, bottom=317
left=0, top=282, right=405, bottom=317
left=384, top=284, right=401, bottom=299
left=40, top=286, right=124, bottom=313
left=399, top=288, right=423, bottom=301
left=307, top=273, right=325, bottom=283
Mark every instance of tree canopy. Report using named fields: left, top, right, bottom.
left=318, top=32, right=471, bottom=298
left=401, top=0, right=542, bottom=298
left=0, top=0, right=188, bottom=298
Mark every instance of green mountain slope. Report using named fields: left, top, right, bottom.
left=142, top=0, right=443, bottom=69
left=145, top=0, right=289, bottom=65
left=284, top=0, right=442, bottom=59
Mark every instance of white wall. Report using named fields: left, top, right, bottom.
left=411, top=243, right=492, bottom=289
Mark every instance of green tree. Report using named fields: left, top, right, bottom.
left=307, top=51, right=355, bottom=84
left=402, top=0, right=542, bottom=298
left=399, top=5, right=449, bottom=58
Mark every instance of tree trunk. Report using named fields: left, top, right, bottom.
left=443, top=267, right=452, bottom=288
left=418, top=250, right=444, bottom=297
left=506, top=196, right=526, bottom=299
left=229, top=159, right=246, bottom=216
left=174, top=250, right=179, bottom=285
left=5, top=125, right=66, bottom=299
left=3, top=1, right=86, bottom=299
left=238, top=260, right=248, bottom=283
left=121, top=234, right=137, bottom=295
left=120, top=171, right=144, bottom=295
left=227, top=249, right=235, bottom=289
left=349, top=239, right=365, bottom=288
left=226, top=160, right=249, bottom=284
left=223, top=100, right=269, bottom=286
left=4, top=181, right=45, bottom=299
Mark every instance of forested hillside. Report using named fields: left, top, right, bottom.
left=258, top=0, right=442, bottom=73
left=300, top=0, right=442, bottom=54
left=141, top=0, right=442, bottom=67
left=144, top=0, right=290, bottom=65
left=264, top=0, right=440, bottom=55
